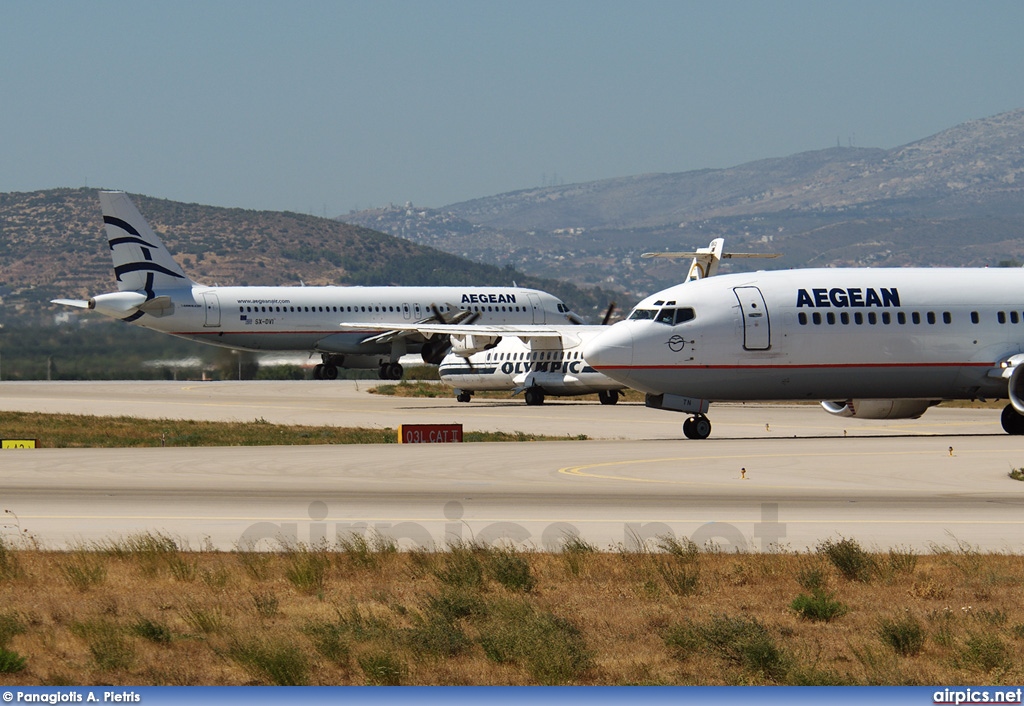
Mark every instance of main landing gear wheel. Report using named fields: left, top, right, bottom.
left=598, top=390, right=619, bottom=405
left=313, top=363, right=338, bottom=380
left=378, top=362, right=404, bottom=380
left=524, top=388, right=545, bottom=406
left=682, top=414, right=712, bottom=440
left=1001, top=404, right=1024, bottom=435
left=456, top=391, right=472, bottom=403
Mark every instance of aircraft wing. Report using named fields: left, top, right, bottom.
left=338, top=322, right=596, bottom=354
left=346, top=306, right=485, bottom=345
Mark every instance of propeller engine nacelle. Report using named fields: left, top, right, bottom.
left=449, top=333, right=502, bottom=357
left=820, top=399, right=939, bottom=419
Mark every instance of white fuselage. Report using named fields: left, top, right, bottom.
left=584, top=268, right=1024, bottom=402
left=438, top=326, right=624, bottom=395
left=128, top=284, right=570, bottom=358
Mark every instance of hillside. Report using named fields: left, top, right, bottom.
left=342, top=110, right=1024, bottom=296
left=0, top=189, right=619, bottom=325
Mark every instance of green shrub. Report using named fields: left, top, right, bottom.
left=878, top=614, right=925, bottom=656
left=478, top=599, right=592, bottom=684
left=405, top=611, right=470, bottom=658
left=486, top=547, right=536, bottom=592
left=695, top=614, right=789, bottom=682
left=0, top=648, right=27, bottom=673
left=956, top=632, right=1009, bottom=672
left=791, top=589, right=848, bottom=623
left=817, top=537, right=874, bottom=582
left=130, top=617, right=171, bottom=644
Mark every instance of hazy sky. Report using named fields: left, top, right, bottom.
left=3, top=1, right=1023, bottom=215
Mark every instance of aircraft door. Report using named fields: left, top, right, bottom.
left=528, top=293, right=545, bottom=324
left=733, top=286, right=770, bottom=350
left=203, top=292, right=221, bottom=328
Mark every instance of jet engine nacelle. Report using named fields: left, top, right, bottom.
left=87, top=292, right=175, bottom=318
left=1009, top=363, right=1024, bottom=414
left=449, top=334, right=501, bottom=357
left=88, top=291, right=149, bottom=316
left=820, top=399, right=938, bottom=419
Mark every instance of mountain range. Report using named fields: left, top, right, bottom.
left=343, top=109, right=1024, bottom=297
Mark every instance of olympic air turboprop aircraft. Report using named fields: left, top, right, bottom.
left=52, top=191, right=584, bottom=379
left=582, top=265, right=1024, bottom=438
left=438, top=324, right=626, bottom=405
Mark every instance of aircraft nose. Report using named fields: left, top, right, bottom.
left=583, top=324, right=634, bottom=381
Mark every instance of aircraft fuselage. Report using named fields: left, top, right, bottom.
left=585, top=268, right=1024, bottom=402
left=133, top=284, right=561, bottom=356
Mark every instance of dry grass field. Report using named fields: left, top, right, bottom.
left=0, top=533, right=1022, bottom=686
left=0, top=411, right=583, bottom=447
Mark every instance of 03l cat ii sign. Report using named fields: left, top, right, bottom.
left=398, top=424, right=463, bottom=444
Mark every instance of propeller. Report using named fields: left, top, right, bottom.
left=600, top=302, right=617, bottom=326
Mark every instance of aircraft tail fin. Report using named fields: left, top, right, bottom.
left=99, top=191, right=194, bottom=293
left=640, top=238, right=780, bottom=281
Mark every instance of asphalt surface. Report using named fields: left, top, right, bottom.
left=1, top=381, right=1022, bottom=552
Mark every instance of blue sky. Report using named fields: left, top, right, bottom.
left=2, top=1, right=1023, bottom=215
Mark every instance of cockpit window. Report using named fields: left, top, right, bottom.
left=631, top=307, right=696, bottom=325
left=674, top=307, right=695, bottom=324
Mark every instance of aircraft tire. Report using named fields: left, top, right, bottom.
left=683, top=415, right=711, bottom=440
left=456, top=391, right=472, bottom=403
left=378, top=363, right=402, bottom=380
left=313, top=364, right=324, bottom=380
left=598, top=390, right=619, bottom=405
left=1000, top=404, right=1024, bottom=435
left=322, top=364, right=339, bottom=380
left=524, top=388, right=545, bottom=406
